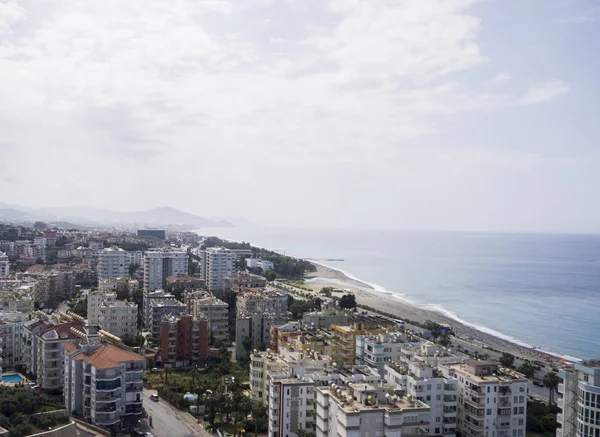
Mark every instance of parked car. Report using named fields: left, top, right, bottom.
left=533, top=381, right=544, bottom=387
left=150, top=394, right=159, bottom=402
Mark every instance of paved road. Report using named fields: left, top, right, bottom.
left=141, top=390, right=212, bottom=437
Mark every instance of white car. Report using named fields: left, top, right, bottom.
left=143, top=433, right=154, bottom=437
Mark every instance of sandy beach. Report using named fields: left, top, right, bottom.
left=301, top=265, right=572, bottom=366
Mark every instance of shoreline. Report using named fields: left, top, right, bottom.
left=303, top=263, right=580, bottom=365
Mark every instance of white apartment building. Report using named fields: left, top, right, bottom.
left=237, top=288, right=289, bottom=317
left=184, top=290, right=229, bottom=340
left=143, top=249, right=188, bottom=291
left=98, top=300, right=138, bottom=339
left=64, top=342, right=145, bottom=430
left=200, top=247, right=236, bottom=291
left=98, top=247, right=128, bottom=282
left=355, top=331, right=407, bottom=375
left=441, top=361, right=528, bottom=437
left=383, top=347, right=459, bottom=437
left=0, top=252, right=9, bottom=276
left=236, top=313, right=289, bottom=361
left=269, top=377, right=315, bottom=437
left=315, top=383, right=431, bottom=437
left=0, top=290, right=35, bottom=313
left=88, top=290, right=117, bottom=326
left=0, top=311, right=28, bottom=370
left=556, top=360, right=600, bottom=437
left=246, top=258, right=275, bottom=272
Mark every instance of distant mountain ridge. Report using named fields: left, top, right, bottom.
left=0, top=205, right=234, bottom=228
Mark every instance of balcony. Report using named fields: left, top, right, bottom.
left=557, top=414, right=563, bottom=423
left=126, top=383, right=143, bottom=392
left=464, top=396, right=484, bottom=408
left=126, top=372, right=143, bottom=382
left=558, top=383, right=565, bottom=393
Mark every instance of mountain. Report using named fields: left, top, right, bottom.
left=1, top=205, right=234, bottom=228
left=210, top=216, right=256, bottom=227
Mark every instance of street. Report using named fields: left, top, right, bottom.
left=141, top=390, right=212, bottom=437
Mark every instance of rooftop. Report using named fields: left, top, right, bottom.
left=65, top=343, right=144, bottom=369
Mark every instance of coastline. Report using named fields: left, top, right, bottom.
left=303, top=264, right=580, bottom=365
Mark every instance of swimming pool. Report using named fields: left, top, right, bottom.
left=2, top=374, right=23, bottom=383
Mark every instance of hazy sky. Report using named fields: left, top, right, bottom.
left=1, top=0, right=599, bottom=232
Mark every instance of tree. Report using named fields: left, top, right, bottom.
left=543, top=372, right=560, bottom=405
left=424, top=321, right=442, bottom=340
left=128, top=263, right=140, bottom=277
left=438, top=334, right=452, bottom=347
left=264, top=269, right=277, bottom=282
left=539, top=414, right=559, bottom=433
left=339, top=294, right=357, bottom=309
left=499, top=352, right=515, bottom=369
left=116, top=284, right=129, bottom=301
left=518, top=362, right=536, bottom=379
left=320, top=287, right=333, bottom=297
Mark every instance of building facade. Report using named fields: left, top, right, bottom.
left=159, top=314, right=210, bottom=367
left=143, top=249, right=188, bottom=291
left=64, top=342, right=145, bottom=430
left=184, top=291, right=229, bottom=340
left=200, top=247, right=236, bottom=291
left=88, top=290, right=117, bottom=327
left=442, top=361, right=528, bottom=437
left=148, top=298, right=186, bottom=341
left=0, top=252, right=9, bottom=276
left=97, top=247, right=129, bottom=282
left=98, top=301, right=138, bottom=340
left=556, top=360, right=600, bottom=437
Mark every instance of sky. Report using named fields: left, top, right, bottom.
left=0, top=0, right=599, bottom=232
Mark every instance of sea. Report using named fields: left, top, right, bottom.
left=194, top=227, right=600, bottom=361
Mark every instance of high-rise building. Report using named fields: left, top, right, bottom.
left=200, top=247, right=236, bottom=291
left=97, top=247, right=128, bottom=282
left=184, top=290, right=229, bottom=340
left=556, top=360, right=600, bottom=437
left=159, top=314, right=210, bottom=367
left=64, top=342, right=145, bottom=430
left=441, top=361, right=528, bottom=437
left=315, top=383, right=431, bottom=437
left=88, top=290, right=117, bottom=327
left=98, top=300, right=138, bottom=340
left=0, top=252, right=9, bottom=277
left=143, top=249, right=188, bottom=291
left=148, top=298, right=186, bottom=341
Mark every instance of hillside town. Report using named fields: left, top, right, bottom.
left=0, top=222, right=592, bottom=437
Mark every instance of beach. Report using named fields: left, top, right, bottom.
left=302, top=264, right=572, bottom=366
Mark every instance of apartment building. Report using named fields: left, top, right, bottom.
left=383, top=343, right=460, bottom=437
left=246, top=258, right=274, bottom=272
left=148, top=298, right=186, bottom=341
left=143, top=249, right=188, bottom=291
left=441, top=361, right=528, bottom=437
left=0, top=312, right=28, bottom=370
left=99, top=277, right=139, bottom=296
left=64, top=342, right=145, bottom=430
left=166, top=275, right=205, bottom=292
left=556, top=360, right=600, bottom=437
left=269, top=377, right=315, bottom=437
left=97, top=247, right=129, bottom=282
left=27, top=320, right=95, bottom=391
left=237, top=288, right=289, bottom=317
left=0, top=290, right=35, bottom=313
left=236, top=312, right=289, bottom=361
left=225, top=271, right=267, bottom=292
left=0, top=252, right=9, bottom=276
left=331, top=323, right=390, bottom=366
left=315, top=383, right=431, bottom=437
left=142, top=290, right=177, bottom=328
left=98, top=300, right=138, bottom=339
left=88, top=290, right=117, bottom=326
left=271, top=322, right=302, bottom=352
left=302, top=309, right=349, bottom=330
left=200, top=247, right=236, bottom=291
left=183, top=291, right=229, bottom=340
left=159, top=314, right=210, bottom=367
left=355, top=331, right=407, bottom=374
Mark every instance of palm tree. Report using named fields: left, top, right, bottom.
left=543, top=371, right=561, bottom=405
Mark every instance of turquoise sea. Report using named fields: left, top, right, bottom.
left=196, top=227, right=600, bottom=360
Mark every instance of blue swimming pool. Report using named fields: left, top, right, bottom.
left=2, top=374, right=23, bottom=383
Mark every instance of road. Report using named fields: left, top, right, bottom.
left=141, top=390, right=212, bottom=437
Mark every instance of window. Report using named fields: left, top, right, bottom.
left=436, top=417, right=441, bottom=422
left=519, top=387, right=525, bottom=392
left=488, top=387, right=491, bottom=393
left=518, top=419, right=524, bottom=426
left=487, top=409, right=492, bottom=415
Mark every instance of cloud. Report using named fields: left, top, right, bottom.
left=0, top=0, right=572, bottom=225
